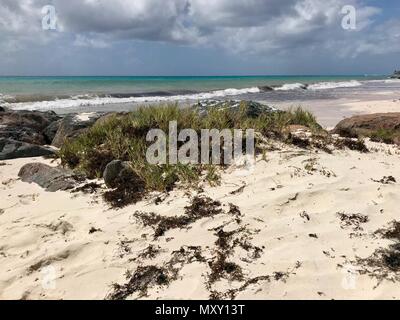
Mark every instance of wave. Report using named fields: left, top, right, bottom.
left=2, top=79, right=368, bottom=111
left=274, top=83, right=308, bottom=91
left=308, top=80, right=362, bottom=90
left=272, top=80, right=363, bottom=91
left=6, top=87, right=261, bottom=110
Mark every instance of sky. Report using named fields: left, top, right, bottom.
left=0, top=0, right=399, bottom=76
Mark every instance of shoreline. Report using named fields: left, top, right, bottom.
left=44, top=94, right=400, bottom=130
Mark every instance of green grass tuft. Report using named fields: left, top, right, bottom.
left=59, top=103, right=322, bottom=207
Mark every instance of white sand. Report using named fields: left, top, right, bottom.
left=1, top=140, right=400, bottom=300
left=343, top=99, right=400, bottom=114
left=272, top=98, right=400, bottom=129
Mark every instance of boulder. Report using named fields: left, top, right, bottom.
left=103, top=160, right=142, bottom=189
left=259, top=85, right=275, bottom=92
left=43, top=119, right=62, bottom=144
left=0, top=110, right=61, bottom=145
left=333, top=113, right=400, bottom=137
left=18, top=163, right=82, bottom=192
left=0, top=138, right=55, bottom=160
left=52, top=112, right=105, bottom=147
left=0, top=106, right=7, bottom=112
left=193, top=100, right=278, bottom=118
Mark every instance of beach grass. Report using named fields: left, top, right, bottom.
left=58, top=103, right=322, bottom=206
left=369, top=128, right=400, bottom=145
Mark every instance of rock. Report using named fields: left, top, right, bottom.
left=0, top=110, right=61, bottom=145
left=43, top=119, right=62, bottom=144
left=0, top=106, right=7, bottom=112
left=259, top=85, right=275, bottom=92
left=0, top=138, right=55, bottom=160
left=18, top=163, right=82, bottom=192
left=103, top=160, right=142, bottom=189
left=193, top=100, right=278, bottom=118
left=333, top=113, right=400, bottom=139
left=390, top=70, right=400, bottom=79
left=52, top=112, right=104, bottom=147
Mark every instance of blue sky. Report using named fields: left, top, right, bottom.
left=0, top=0, right=399, bottom=76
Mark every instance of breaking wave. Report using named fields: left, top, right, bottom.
left=5, top=87, right=261, bottom=111
left=2, top=79, right=368, bottom=111
left=308, top=80, right=362, bottom=90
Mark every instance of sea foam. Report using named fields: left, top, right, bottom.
left=7, top=87, right=261, bottom=110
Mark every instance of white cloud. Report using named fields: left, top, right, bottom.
left=0, top=0, right=397, bottom=59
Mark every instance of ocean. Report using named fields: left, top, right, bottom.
left=0, top=75, right=398, bottom=111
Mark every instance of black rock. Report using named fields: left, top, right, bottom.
left=52, top=112, right=105, bottom=147
left=259, top=85, right=275, bottom=92
left=18, top=162, right=82, bottom=192
left=0, top=110, right=61, bottom=145
left=0, top=138, right=55, bottom=160
left=43, top=119, right=62, bottom=144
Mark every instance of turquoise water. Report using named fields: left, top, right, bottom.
left=0, top=75, right=393, bottom=111
left=0, top=75, right=385, bottom=97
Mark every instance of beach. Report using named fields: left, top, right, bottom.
left=1, top=139, right=400, bottom=300
left=1, top=76, right=400, bottom=300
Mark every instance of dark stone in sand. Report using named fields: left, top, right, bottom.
left=103, top=160, right=140, bottom=189
left=18, top=162, right=81, bottom=192
left=0, top=138, right=55, bottom=160
left=333, top=113, right=400, bottom=143
left=193, top=100, right=278, bottom=118
left=43, top=119, right=62, bottom=144
left=0, top=110, right=61, bottom=145
left=52, top=112, right=105, bottom=147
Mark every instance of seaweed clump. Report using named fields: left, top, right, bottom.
left=132, top=196, right=234, bottom=238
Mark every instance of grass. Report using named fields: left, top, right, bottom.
left=58, top=103, right=323, bottom=207
left=369, top=129, right=400, bottom=145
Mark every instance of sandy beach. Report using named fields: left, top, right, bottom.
left=272, top=96, right=400, bottom=129
left=1, top=137, right=400, bottom=300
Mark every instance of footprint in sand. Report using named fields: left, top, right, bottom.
left=1, top=178, right=17, bottom=189
left=18, top=193, right=39, bottom=205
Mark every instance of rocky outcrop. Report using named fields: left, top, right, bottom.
left=0, top=110, right=61, bottom=145
left=333, top=113, right=400, bottom=135
left=52, top=112, right=104, bottom=147
left=0, top=138, right=55, bottom=160
left=333, top=113, right=400, bottom=144
left=43, top=119, right=62, bottom=144
left=18, top=162, right=83, bottom=192
left=193, top=100, right=278, bottom=118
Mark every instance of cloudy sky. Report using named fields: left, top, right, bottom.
left=0, top=0, right=399, bottom=76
